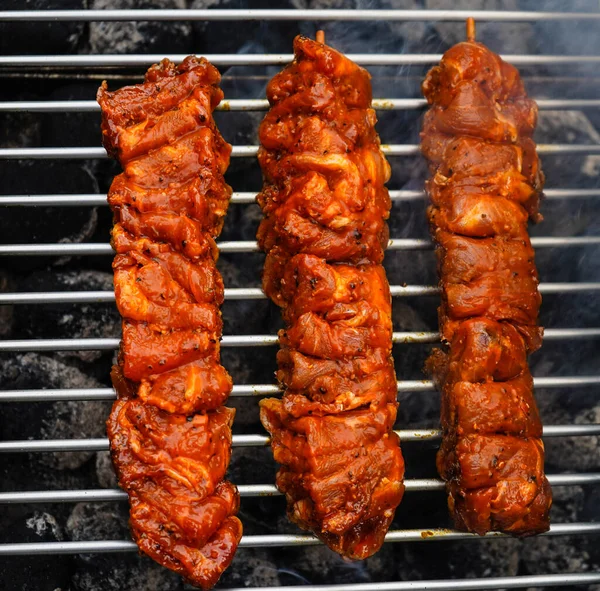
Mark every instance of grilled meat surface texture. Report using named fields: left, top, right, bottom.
left=421, top=23, right=552, bottom=536
left=257, top=35, right=405, bottom=559
left=98, top=56, right=242, bottom=589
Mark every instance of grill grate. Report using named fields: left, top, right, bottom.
left=1, top=6, right=599, bottom=591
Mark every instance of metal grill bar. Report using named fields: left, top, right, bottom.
left=1, top=473, right=599, bottom=505
left=0, top=328, right=598, bottom=353
left=1, top=237, right=598, bottom=257
left=199, top=573, right=600, bottom=591
left=0, top=188, right=598, bottom=207
left=1, top=425, right=599, bottom=453
left=2, top=54, right=600, bottom=68
left=0, top=524, right=598, bottom=557
left=0, top=385, right=280, bottom=401
left=2, top=98, right=600, bottom=112
left=1, top=376, right=598, bottom=403
left=1, top=10, right=599, bottom=22
left=0, top=192, right=259, bottom=206
left=1, top=144, right=599, bottom=159
left=1, top=282, right=598, bottom=305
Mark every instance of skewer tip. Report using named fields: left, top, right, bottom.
left=466, top=17, right=476, bottom=42
left=316, top=29, right=325, bottom=44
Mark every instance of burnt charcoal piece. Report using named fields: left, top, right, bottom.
left=66, top=502, right=184, bottom=591
left=191, top=0, right=299, bottom=57
left=0, top=105, right=100, bottom=272
left=0, top=160, right=100, bottom=273
left=14, top=270, right=118, bottom=349
left=0, top=0, right=85, bottom=55
left=0, top=352, right=110, bottom=471
left=0, top=510, right=71, bottom=591
left=89, top=0, right=193, bottom=55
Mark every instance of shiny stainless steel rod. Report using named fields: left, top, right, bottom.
left=1, top=236, right=599, bottom=257
left=1, top=375, right=598, bottom=402
left=1, top=10, right=600, bottom=22
left=1, top=188, right=598, bottom=207
left=1, top=473, right=598, bottom=504
left=1, top=54, right=600, bottom=68
left=0, top=328, right=599, bottom=352
left=0, top=524, right=598, bottom=557
left=0, top=192, right=259, bottom=206
left=1, top=282, right=599, bottom=304
left=1, top=144, right=599, bottom=159
left=2, top=98, right=599, bottom=112
left=209, top=572, right=600, bottom=591
left=1, top=425, right=599, bottom=453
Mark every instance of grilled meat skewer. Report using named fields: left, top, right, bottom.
left=98, top=56, right=242, bottom=589
left=422, top=19, right=552, bottom=536
left=257, top=34, right=405, bottom=559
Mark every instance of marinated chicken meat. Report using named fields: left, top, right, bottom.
left=421, top=19, right=552, bottom=536
left=257, top=35, right=405, bottom=559
left=98, top=56, right=242, bottom=589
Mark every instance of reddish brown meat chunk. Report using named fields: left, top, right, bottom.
left=257, top=35, right=405, bottom=559
left=422, top=20, right=552, bottom=536
left=98, top=56, right=241, bottom=589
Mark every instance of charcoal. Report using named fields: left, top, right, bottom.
left=14, top=270, right=119, bottom=366
left=0, top=103, right=100, bottom=272
left=544, top=405, right=600, bottom=473
left=66, top=503, right=184, bottom=591
left=0, top=510, right=71, bottom=591
left=190, top=0, right=302, bottom=57
left=89, top=0, right=193, bottom=55
left=0, top=160, right=100, bottom=272
left=210, top=549, right=280, bottom=588
left=96, top=451, right=119, bottom=489
left=0, top=0, right=85, bottom=55
left=0, top=352, right=110, bottom=472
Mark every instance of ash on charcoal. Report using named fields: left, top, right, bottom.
left=90, top=0, right=193, bottom=55
left=535, top=111, right=600, bottom=242
left=519, top=486, right=599, bottom=577
left=0, top=509, right=71, bottom=591
left=26, top=511, right=64, bottom=541
left=40, top=398, right=111, bottom=471
left=376, top=537, right=520, bottom=582
left=0, top=352, right=110, bottom=472
left=96, top=451, right=118, bottom=490
left=72, top=566, right=183, bottom=591
left=67, top=502, right=129, bottom=542
left=209, top=549, right=280, bottom=588
left=283, top=544, right=372, bottom=584
left=15, top=270, right=119, bottom=365
left=544, top=405, right=600, bottom=473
